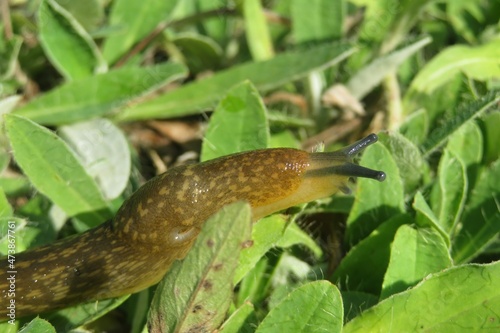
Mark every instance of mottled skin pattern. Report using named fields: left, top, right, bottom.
left=0, top=139, right=385, bottom=319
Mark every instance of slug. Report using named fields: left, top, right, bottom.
left=0, top=134, right=385, bottom=319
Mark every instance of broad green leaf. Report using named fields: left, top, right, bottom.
left=342, top=291, right=378, bottom=323
left=479, top=111, right=500, bottom=163
left=431, top=149, right=467, bottom=234
left=0, top=177, right=30, bottom=197
left=255, top=281, right=343, bottom=333
left=399, top=108, right=429, bottom=145
left=149, top=202, right=252, bottom=332
left=244, top=0, right=274, bottom=60
left=195, top=0, right=230, bottom=45
left=0, top=95, right=21, bottom=118
left=172, top=33, right=222, bottom=74
left=201, top=81, right=269, bottom=161
left=0, top=217, right=29, bottom=254
left=291, top=0, right=344, bottom=44
left=19, top=318, right=55, bottom=333
left=452, top=159, right=500, bottom=263
left=276, top=221, right=323, bottom=259
left=380, top=225, right=452, bottom=299
left=0, top=321, right=18, bottom=333
left=234, top=215, right=287, bottom=285
left=346, top=142, right=405, bottom=245
left=270, top=130, right=301, bottom=149
left=0, top=188, right=12, bottom=217
left=333, top=214, right=410, bottom=295
left=344, top=262, right=500, bottom=332
left=413, top=191, right=449, bottom=247
left=219, top=302, right=257, bottom=333
left=38, top=0, right=106, bottom=80
left=350, top=0, right=434, bottom=52
left=0, top=35, right=22, bottom=80
left=117, top=43, right=355, bottom=121
left=44, top=295, right=130, bottom=332
left=236, top=216, right=320, bottom=295
left=378, top=131, right=427, bottom=195
left=54, top=0, right=104, bottom=32
left=447, top=1, right=487, bottom=44
left=102, top=0, right=181, bottom=64
left=237, top=255, right=273, bottom=307
left=14, top=62, right=187, bottom=125
left=408, top=40, right=500, bottom=96
left=447, top=121, right=483, bottom=169
left=59, top=118, right=131, bottom=200
left=4, top=114, right=111, bottom=227
left=347, top=37, right=431, bottom=99
left=421, top=90, right=500, bottom=156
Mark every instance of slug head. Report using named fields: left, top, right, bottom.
left=251, top=134, right=386, bottom=218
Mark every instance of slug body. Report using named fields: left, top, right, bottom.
left=0, top=134, right=385, bottom=319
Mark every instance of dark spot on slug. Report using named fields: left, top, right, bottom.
left=192, top=304, right=203, bottom=313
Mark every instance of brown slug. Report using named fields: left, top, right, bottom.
left=0, top=134, right=385, bottom=319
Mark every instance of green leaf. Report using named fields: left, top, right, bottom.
left=219, top=302, right=257, bottom=333
left=276, top=221, right=323, bottom=259
left=38, top=0, right=106, bottom=80
left=380, top=225, right=452, bottom=299
left=44, top=295, right=129, bottom=332
left=102, top=0, right=181, bottom=64
left=0, top=188, right=12, bottom=217
left=342, top=291, right=378, bottom=323
left=346, top=142, right=405, bottom=245
left=378, top=131, right=427, bottom=195
left=408, top=40, right=500, bottom=96
left=291, top=0, right=344, bottom=43
left=19, top=317, right=56, bottom=333
left=149, top=202, right=252, bottom=332
left=447, top=121, right=483, bottom=169
left=350, top=0, right=434, bottom=50
left=54, top=0, right=104, bottom=32
left=333, top=214, right=410, bottom=295
left=344, top=262, right=500, bottom=332
left=0, top=35, right=22, bottom=80
left=431, top=149, right=467, bottom=234
left=347, top=37, right=431, bottom=99
left=479, top=111, right=500, bottom=163
left=399, top=108, right=429, bottom=145
left=237, top=256, right=272, bottom=307
left=413, top=191, right=450, bottom=247
left=201, top=81, right=270, bottom=161
left=452, top=159, right=500, bottom=263
left=234, top=215, right=287, bottom=285
left=421, top=90, right=500, bottom=156
left=117, top=42, right=355, bottom=121
left=0, top=177, right=31, bottom=197
left=0, top=321, right=19, bottom=333
left=244, top=0, right=274, bottom=60
left=0, top=95, right=21, bottom=117
left=14, top=62, right=187, bottom=125
left=172, top=33, right=222, bottom=74
left=255, top=281, right=343, bottom=333
left=4, top=114, right=111, bottom=228
left=59, top=118, right=131, bottom=200
left=0, top=217, right=30, bottom=254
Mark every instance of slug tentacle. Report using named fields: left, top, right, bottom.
left=0, top=134, right=386, bottom=320
left=307, top=133, right=386, bottom=181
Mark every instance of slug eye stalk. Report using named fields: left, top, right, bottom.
left=306, top=133, right=386, bottom=186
